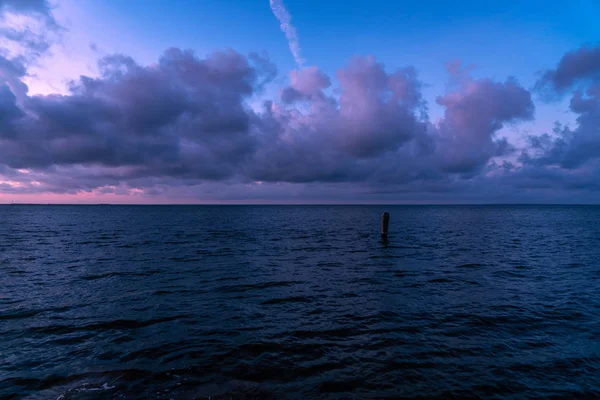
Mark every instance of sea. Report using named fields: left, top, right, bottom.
left=1, top=205, right=599, bottom=399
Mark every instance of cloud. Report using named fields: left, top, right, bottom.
left=0, top=54, right=29, bottom=101
left=523, top=44, right=600, bottom=170
left=0, top=0, right=60, bottom=54
left=245, top=57, right=431, bottom=184
left=269, top=0, right=304, bottom=67
left=434, top=62, right=534, bottom=173
left=535, top=43, right=600, bottom=96
left=0, top=0, right=58, bottom=29
left=0, top=0, right=62, bottom=100
left=248, top=57, right=534, bottom=185
left=520, top=86, right=600, bottom=169
left=1, top=39, right=600, bottom=203
left=280, top=66, right=330, bottom=103
left=0, top=48, right=276, bottom=183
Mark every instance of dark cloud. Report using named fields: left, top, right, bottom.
left=0, top=0, right=60, bottom=102
left=0, top=54, right=26, bottom=78
left=1, top=43, right=600, bottom=202
left=0, top=54, right=28, bottom=101
left=535, top=44, right=600, bottom=96
left=0, top=48, right=274, bottom=182
left=0, top=26, right=52, bottom=55
left=248, top=58, right=533, bottom=184
left=0, top=0, right=58, bottom=29
left=520, top=87, right=600, bottom=169
left=0, top=84, right=23, bottom=129
left=246, top=57, right=431, bottom=184
left=434, top=66, right=534, bottom=173
left=524, top=45, right=600, bottom=171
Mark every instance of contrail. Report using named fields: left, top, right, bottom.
left=269, top=0, right=304, bottom=67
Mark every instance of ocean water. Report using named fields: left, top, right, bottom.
left=1, top=205, right=600, bottom=399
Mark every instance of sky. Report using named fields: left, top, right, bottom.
left=0, top=0, right=599, bottom=204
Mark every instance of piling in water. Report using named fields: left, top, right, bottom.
left=381, top=212, right=390, bottom=238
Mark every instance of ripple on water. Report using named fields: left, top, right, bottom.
left=1, top=205, right=600, bottom=399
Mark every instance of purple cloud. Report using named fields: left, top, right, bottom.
left=0, top=0, right=58, bottom=29
left=535, top=44, right=600, bottom=95
left=246, top=57, right=430, bottom=184
left=280, top=66, right=331, bottom=103
left=1, top=41, right=600, bottom=202
left=0, top=48, right=275, bottom=181
left=521, top=86, right=600, bottom=169
left=434, top=63, right=534, bottom=173
left=249, top=57, right=533, bottom=185
left=523, top=44, right=600, bottom=170
left=0, top=0, right=62, bottom=102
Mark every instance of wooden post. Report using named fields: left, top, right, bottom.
left=381, top=211, right=390, bottom=238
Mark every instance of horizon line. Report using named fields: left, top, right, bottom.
left=2, top=202, right=599, bottom=206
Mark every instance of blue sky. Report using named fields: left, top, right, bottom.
left=54, top=0, right=597, bottom=122
left=78, top=0, right=598, bottom=81
left=0, top=0, right=599, bottom=203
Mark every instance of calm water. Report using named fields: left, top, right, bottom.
left=1, top=205, right=600, bottom=399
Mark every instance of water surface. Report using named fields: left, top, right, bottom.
left=1, top=205, right=599, bottom=399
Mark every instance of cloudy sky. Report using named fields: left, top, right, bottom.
left=0, top=0, right=599, bottom=204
